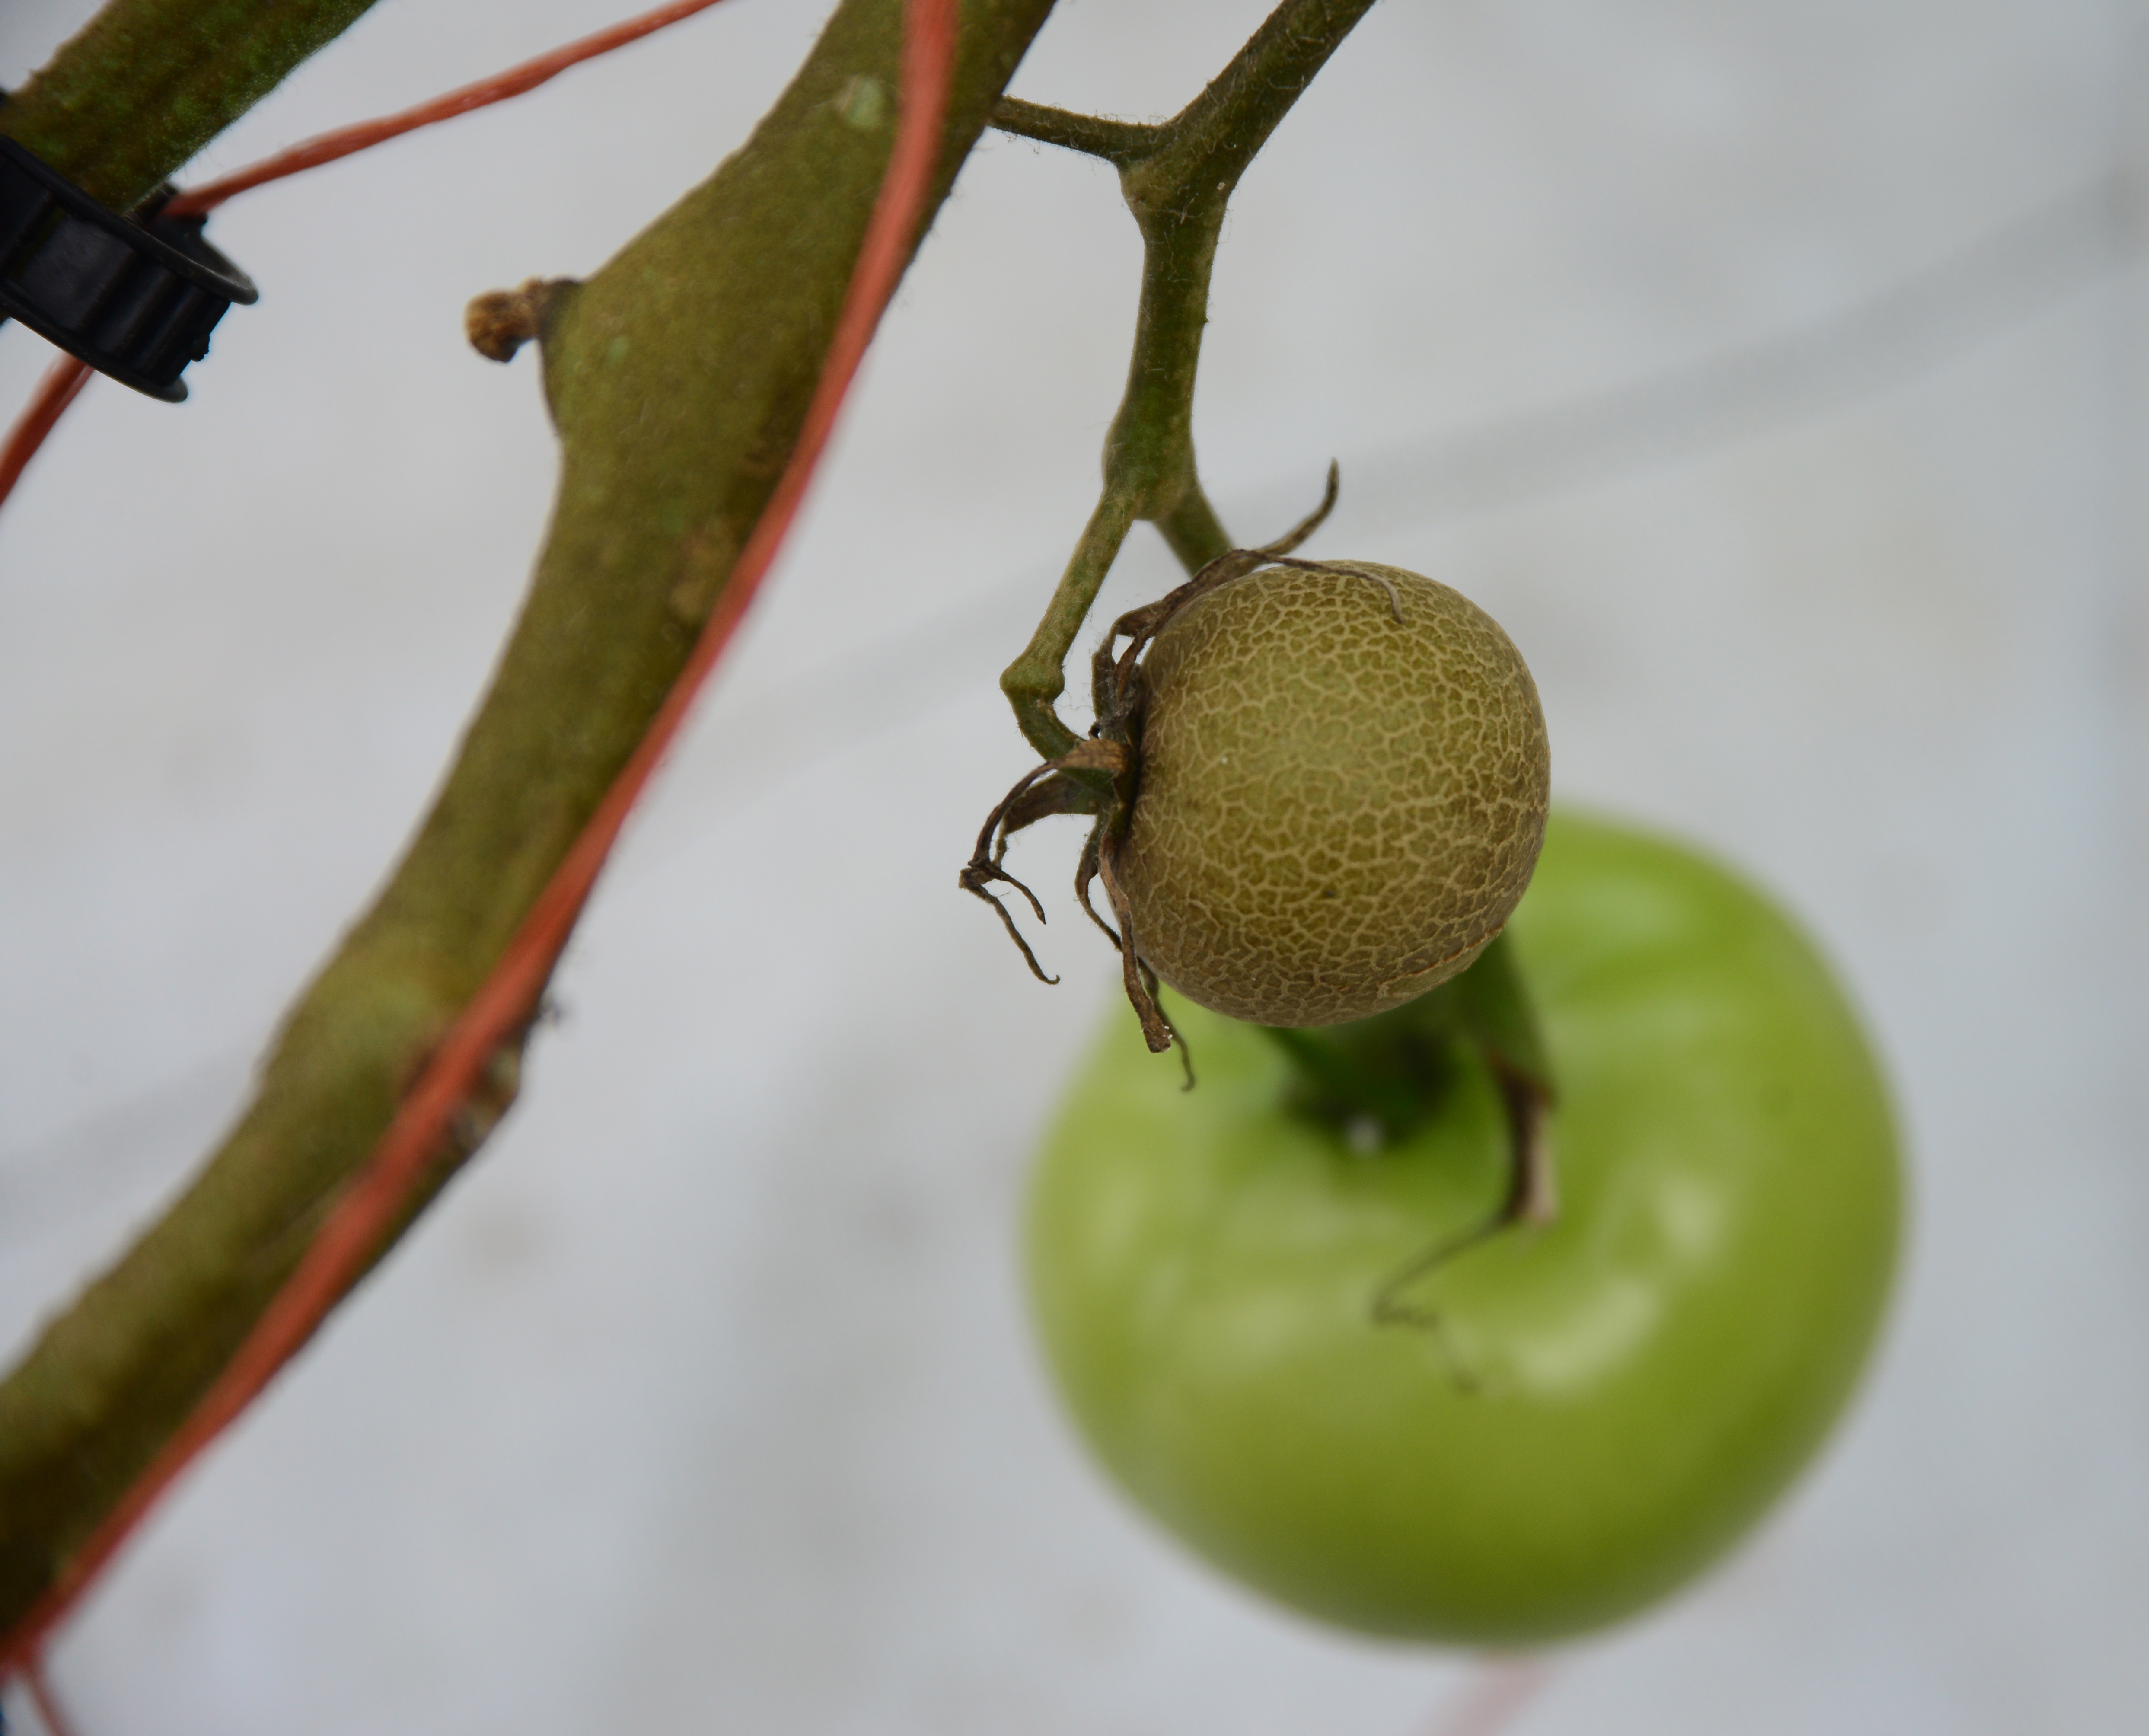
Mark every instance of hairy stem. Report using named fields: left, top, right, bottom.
left=0, top=0, right=386, bottom=211
left=1127, top=0, right=1379, bottom=212
left=993, top=0, right=1377, bottom=750
left=990, top=96, right=1155, bottom=163
left=0, top=0, right=1057, bottom=1635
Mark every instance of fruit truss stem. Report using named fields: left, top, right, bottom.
left=992, top=0, right=1380, bottom=761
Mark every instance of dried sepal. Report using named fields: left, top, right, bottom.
left=959, top=739, right=1130, bottom=984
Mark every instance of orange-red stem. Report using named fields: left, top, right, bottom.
left=164, top=0, right=738, bottom=218
left=24, top=1649, right=80, bottom=1736
left=0, top=356, right=91, bottom=517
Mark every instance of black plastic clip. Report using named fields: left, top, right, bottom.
left=0, top=134, right=257, bottom=402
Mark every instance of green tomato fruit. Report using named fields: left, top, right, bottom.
left=1119, top=562, right=1550, bottom=1028
left=1027, top=812, right=1902, bottom=1644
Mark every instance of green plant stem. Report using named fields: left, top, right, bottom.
left=1261, top=934, right=1555, bottom=1145
left=1261, top=932, right=1560, bottom=1262
left=1155, top=488, right=1233, bottom=571
left=0, top=0, right=386, bottom=211
left=992, top=0, right=1377, bottom=755
left=991, top=96, right=1154, bottom=163
left=1001, top=495, right=1134, bottom=759
left=0, top=0, right=1058, bottom=1636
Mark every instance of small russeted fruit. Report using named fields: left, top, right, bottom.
left=1119, top=562, right=1549, bottom=1027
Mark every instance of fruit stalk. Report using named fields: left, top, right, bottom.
left=1261, top=932, right=1554, bottom=1151
left=992, top=0, right=1381, bottom=760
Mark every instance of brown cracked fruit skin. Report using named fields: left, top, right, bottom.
left=1118, top=562, right=1550, bottom=1028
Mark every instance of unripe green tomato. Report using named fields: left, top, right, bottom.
left=1119, top=562, right=1550, bottom=1028
left=1027, top=813, right=1902, bottom=1644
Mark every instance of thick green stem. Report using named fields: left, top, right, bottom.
left=992, top=0, right=1377, bottom=750
left=0, top=0, right=385, bottom=211
left=0, top=0, right=1058, bottom=1635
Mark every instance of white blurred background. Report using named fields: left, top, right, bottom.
left=1, top=0, right=2144, bottom=1730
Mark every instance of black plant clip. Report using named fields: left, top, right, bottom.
left=0, top=132, right=256, bottom=402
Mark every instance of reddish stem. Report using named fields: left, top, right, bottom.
left=23, top=1650, right=80, bottom=1736
left=1421, top=1658, right=1556, bottom=1736
left=0, top=357, right=92, bottom=517
left=0, top=0, right=957, bottom=1676
left=163, top=0, right=738, bottom=218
